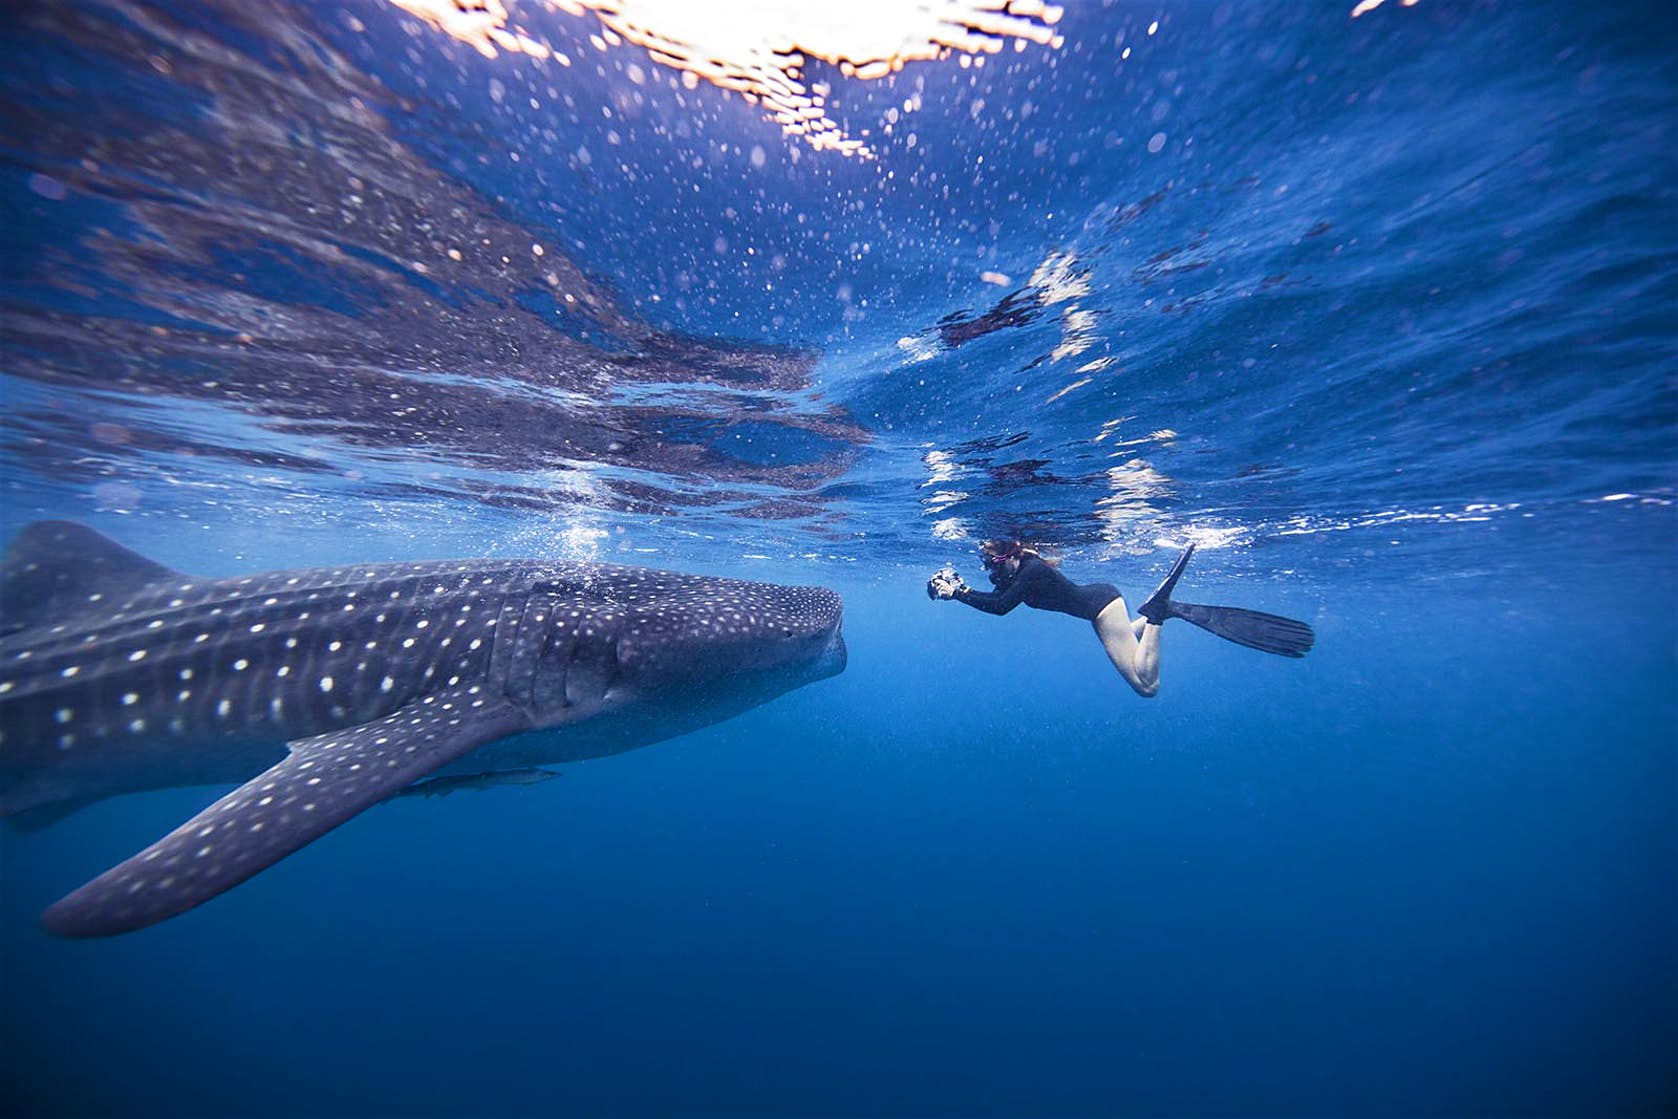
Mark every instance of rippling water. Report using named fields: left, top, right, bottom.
left=2, top=2, right=1674, bottom=1116
left=5, top=0, right=1671, bottom=571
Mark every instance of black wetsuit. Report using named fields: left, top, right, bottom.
left=948, top=549, right=1315, bottom=659
left=954, top=555, right=1121, bottom=621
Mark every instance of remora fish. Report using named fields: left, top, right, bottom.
left=394, top=767, right=560, bottom=798
left=0, top=521, right=845, bottom=937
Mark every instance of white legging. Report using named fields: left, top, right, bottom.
left=1093, top=596, right=1163, bottom=697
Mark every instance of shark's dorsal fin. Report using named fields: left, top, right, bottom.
left=1, top=521, right=182, bottom=635
left=40, top=686, right=532, bottom=938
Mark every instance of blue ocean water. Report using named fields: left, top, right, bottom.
left=1, top=1, right=1674, bottom=1116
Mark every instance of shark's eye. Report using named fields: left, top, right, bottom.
left=783, top=628, right=793, bottom=638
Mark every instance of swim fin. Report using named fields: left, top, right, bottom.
left=1162, top=601, right=1315, bottom=658
left=1137, top=544, right=1313, bottom=657
left=1137, top=543, right=1196, bottom=624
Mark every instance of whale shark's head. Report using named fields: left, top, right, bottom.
left=524, top=569, right=844, bottom=728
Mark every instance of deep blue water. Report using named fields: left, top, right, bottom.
left=1, top=1, right=1674, bottom=1116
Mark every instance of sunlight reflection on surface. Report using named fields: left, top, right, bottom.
left=387, top=0, right=1064, bottom=157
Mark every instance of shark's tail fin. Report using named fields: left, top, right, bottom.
left=2, top=521, right=182, bottom=636
left=1162, top=601, right=1315, bottom=658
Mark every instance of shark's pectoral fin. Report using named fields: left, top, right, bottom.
left=41, top=687, right=530, bottom=938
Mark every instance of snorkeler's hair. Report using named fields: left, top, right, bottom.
left=979, top=539, right=1060, bottom=567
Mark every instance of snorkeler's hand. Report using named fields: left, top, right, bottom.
left=926, top=567, right=967, bottom=600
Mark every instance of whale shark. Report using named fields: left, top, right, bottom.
left=0, top=521, right=845, bottom=937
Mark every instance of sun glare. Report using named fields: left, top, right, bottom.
left=387, top=0, right=1065, bottom=157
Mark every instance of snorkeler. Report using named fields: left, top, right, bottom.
left=927, top=541, right=1313, bottom=697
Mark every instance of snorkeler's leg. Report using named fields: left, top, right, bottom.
left=1135, top=615, right=1162, bottom=690
left=1093, top=596, right=1162, bottom=698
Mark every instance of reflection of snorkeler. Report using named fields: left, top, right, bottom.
left=927, top=540, right=1313, bottom=697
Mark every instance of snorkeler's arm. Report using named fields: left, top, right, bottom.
left=952, top=568, right=1034, bottom=615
